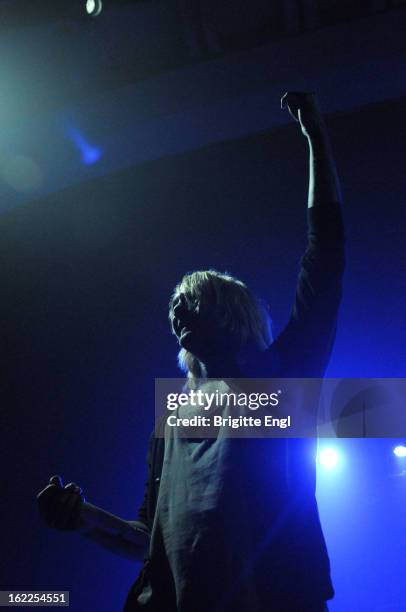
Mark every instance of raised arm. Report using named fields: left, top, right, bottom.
left=281, top=91, right=343, bottom=208
left=271, top=92, right=345, bottom=377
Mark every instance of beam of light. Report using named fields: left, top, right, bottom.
left=318, top=447, right=339, bottom=470
left=65, top=126, right=102, bottom=166
left=393, top=445, right=406, bottom=458
left=86, top=0, right=103, bottom=17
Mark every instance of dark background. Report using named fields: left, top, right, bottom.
left=1, top=2, right=406, bottom=611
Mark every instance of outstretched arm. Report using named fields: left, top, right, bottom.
left=37, top=475, right=150, bottom=562
left=78, top=501, right=150, bottom=561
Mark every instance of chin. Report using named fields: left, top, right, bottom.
left=179, top=334, right=205, bottom=359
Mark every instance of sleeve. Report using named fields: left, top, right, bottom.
left=136, top=430, right=155, bottom=531
left=271, top=201, right=345, bottom=377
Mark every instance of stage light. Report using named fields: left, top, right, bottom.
left=65, top=126, right=102, bottom=166
left=393, top=445, right=406, bottom=458
left=318, top=448, right=339, bottom=469
left=86, top=0, right=103, bottom=17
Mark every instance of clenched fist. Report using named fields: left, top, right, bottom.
left=281, top=91, right=325, bottom=139
left=37, top=475, right=85, bottom=531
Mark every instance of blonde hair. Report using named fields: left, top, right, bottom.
left=169, top=270, right=272, bottom=380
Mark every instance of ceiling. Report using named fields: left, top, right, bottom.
left=0, top=0, right=405, bottom=211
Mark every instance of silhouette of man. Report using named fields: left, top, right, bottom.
left=38, top=91, right=344, bottom=612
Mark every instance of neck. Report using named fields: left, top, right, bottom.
left=201, top=354, right=242, bottom=379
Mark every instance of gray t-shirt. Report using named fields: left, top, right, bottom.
left=153, top=381, right=262, bottom=612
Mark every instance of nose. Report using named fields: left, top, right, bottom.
left=172, top=295, right=194, bottom=335
left=172, top=293, right=188, bottom=318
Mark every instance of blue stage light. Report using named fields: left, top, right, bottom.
left=393, top=445, right=406, bottom=458
left=318, top=447, right=339, bottom=469
left=81, top=145, right=102, bottom=165
left=65, top=126, right=102, bottom=166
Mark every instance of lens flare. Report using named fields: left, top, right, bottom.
left=318, top=447, right=339, bottom=469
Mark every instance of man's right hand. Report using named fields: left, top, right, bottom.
left=37, top=475, right=85, bottom=531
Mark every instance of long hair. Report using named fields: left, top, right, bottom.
left=169, top=270, right=272, bottom=381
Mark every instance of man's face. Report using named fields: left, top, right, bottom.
left=170, top=291, right=238, bottom=361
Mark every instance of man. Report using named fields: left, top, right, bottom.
left=38, top=91, right=344, bottom=611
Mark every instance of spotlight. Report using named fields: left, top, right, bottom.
left=86, top=0, right=103, bottom=17
left=65, top=126, right=102, bottom=166
left=393, top=445, right=406, bottom=458
left=318, top=448, right=339, bottom=470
